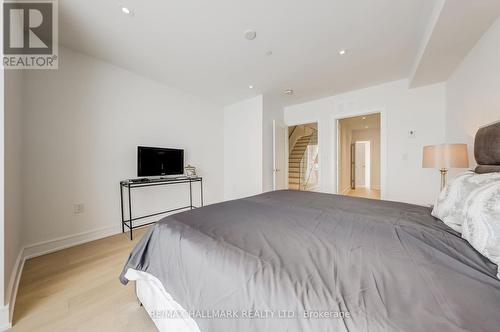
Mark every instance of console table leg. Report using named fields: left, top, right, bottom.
left=189, top=181, right=193, bottom=209
left=201, top=180, right=204, bottom=207
left=120, top=184, right=124, bottom=233
left=128, top=184, right=133, bottom=240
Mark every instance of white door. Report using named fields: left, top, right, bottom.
left=273, top=120, right=287, bottom=190
left=355, top=142, right=366, bottom=188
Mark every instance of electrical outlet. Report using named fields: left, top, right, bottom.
left=74, top=203, right=85, bottom=214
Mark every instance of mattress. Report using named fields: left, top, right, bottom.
left=120, top=190, right=500, bottom=332
left=126, top=269, right=201, bottom=332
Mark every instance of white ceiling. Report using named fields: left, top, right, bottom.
left=410, top=0, right=500, bottom=88
left=58, top=1, right=497, bottom=107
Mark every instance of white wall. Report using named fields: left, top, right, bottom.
left=21, top=47, right=224, bottom=247
left=285, top=80, right=446, bottom=205
left=4, top=70, right=23, bottom=315
left=446, top=17, right=500, bottom=163
left=224, top=96, right=263, bottom=200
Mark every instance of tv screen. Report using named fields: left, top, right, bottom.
left=137, top=147, right=184, bottom=177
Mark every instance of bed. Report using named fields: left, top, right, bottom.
left=120, top=122, right=500, bottom=332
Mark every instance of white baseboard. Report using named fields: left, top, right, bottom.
left=0, top=305, right=11, bottom=332
left=23, top=225, right=121, bottom=259
left=5, top=224, right=123, bottom=327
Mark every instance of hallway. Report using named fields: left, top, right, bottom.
left=337, top=113, right=381, bottom=199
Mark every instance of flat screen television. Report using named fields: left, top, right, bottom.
left=137, top=146, right=184, bottom=177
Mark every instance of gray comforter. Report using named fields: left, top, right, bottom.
left=120, top=190, right=500, bottom=332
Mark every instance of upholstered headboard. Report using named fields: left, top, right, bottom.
left=474, top=121, right=500, bottom=174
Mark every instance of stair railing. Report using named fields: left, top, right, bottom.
left=299, top=152, right=306, bottom=190
left=298, top=134, right=316, bottom=190
left=303, top=152, right=318, bottom=190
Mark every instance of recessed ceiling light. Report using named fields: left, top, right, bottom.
left=338, top=49, right=347, bottom=56
left=121, top=7, right=132, bottom=15
left=248, top=85, right=254, bottom=89
left=285, top=89, right=294, bottom=95
left=244, top=30, right=257, bottom=41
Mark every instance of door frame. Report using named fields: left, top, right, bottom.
left=350, top=143, right=355, bottom=189
left=335, top=109, right=386, bottom=198
left=273, top=120, right=288, bottom=190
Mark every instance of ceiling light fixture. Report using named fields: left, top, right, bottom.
left=338, top=49, right=347, bottom=56
left=248, top=85, right=254, bottom=89
left=244, top=30, right=257, bottom=41
left=362, top=116, right=367, bottom=120
left=121, top=7, right=132, bottom=15
left=285, top=89, right=294, bottom=96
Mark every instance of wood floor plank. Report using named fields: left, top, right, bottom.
left=9, top=228, right=157, bottom=332
left=346, top=188, right=381, bottom=199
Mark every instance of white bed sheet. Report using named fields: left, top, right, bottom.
left=125, top=268, right=201, bottom=332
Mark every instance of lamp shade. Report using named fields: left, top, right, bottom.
left=422, top=144, right=469, bottom=169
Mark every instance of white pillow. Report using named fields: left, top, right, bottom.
left=431, top=171, right=500, bottom=232
left=462, top=181, right=500, bottom=279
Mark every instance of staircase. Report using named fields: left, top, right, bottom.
left=288, top=133, right=318, bottom=190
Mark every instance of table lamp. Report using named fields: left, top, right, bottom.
left=422, top=144, right=469, bottom=190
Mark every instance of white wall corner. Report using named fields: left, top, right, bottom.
left=2, top=225, right=124, bottom=329
left=410, top=1, right=500, bottom=89
left=408, top=0, right=446, bottom=88
left=6, top=249, right=25, bottom=325
left=223, top=95, right=264, bottom=200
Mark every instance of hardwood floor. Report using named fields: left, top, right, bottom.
left=346, top=187, right=381, bottom=199
left=9, top=228, right=157, bottom=332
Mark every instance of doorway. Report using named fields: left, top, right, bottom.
left=288, top=122, right=319, bottom=191
left=338, top=114, right=381, bottom=199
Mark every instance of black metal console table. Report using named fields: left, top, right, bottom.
left=120, top=177, right=203, bottom=240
